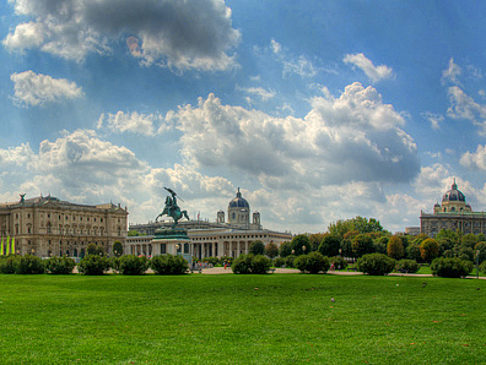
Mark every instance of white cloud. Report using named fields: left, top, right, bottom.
left=10, top=70, right=83, bottom=107
left=460, top=144, right=486, bottom=171
left=241, top=87, right=276, bottom=101
left=97, top=111, right=163, bottom=136
left=267, top=39, right=318, bottom=78
left=422, top=112, right=444, bottom=130
left=441, top=57, right=462, bottom=85
left=270, top=39, right=281, bottom=54
left=168, top=82, right=419, bottom=190
left=343, top=53, right=394, bottom=82
left=4, top=0, right=240, bottom=72
left=447, top=86, right=486, bottom=133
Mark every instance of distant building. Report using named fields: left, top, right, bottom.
left=404, top=226, right=420, bottom=236
left=0, top=195, right=128, bottom=257
left=420, top=180, right=486, bottom=237
left=128, top=188, right=292, bottom=259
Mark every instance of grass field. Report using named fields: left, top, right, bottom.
left=0, top=274, right=484, bottom=364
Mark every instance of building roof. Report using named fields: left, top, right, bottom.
left=228, top=188, right=249, bottom=209
left=442, top=180, right=466, bottom=202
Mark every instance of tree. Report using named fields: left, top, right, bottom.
left=318, top=235, right=341, bottom=257
left=351, top=234, right=375, bottom=258
left=328, top=216, right=384, bottom=241
left=420, top=238, right=439, bottom=263
left=406, top=243, right=422, bottom=262
left=279, top=241, right=292, bottom=257
left=290, top=235, right=310, bottom=256
left=87, top=243, right=104, bottom=256
left=387, top=235, right=404, bottom=260
left=113, top=241, right=123, bottom=257
left=264, top=242, right=279, bottom=258
left=309, top=233, right=325, bottom=252
left=249, top=240, right=265, bottom=255
left=373, top=235, right=389, bottom=254
left=474, top=241, right=486, bottom=264
left=461, top=233, right=479, bottom=249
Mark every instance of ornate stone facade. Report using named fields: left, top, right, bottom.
left=0, top=195, right=128, bottom=257
left=420, top=181, right=486, bottom=237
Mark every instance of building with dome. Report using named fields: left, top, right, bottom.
left=420, top=180, right=486, bottom=237
left=128, top=188, right=291, bottom=259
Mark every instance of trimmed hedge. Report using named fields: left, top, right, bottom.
left=396, top=259, right=419, bottom=274
left=273, top=257, right=286, bottom=268
left=44, top=256, right=76, bottom=274
left=78, top=254, right=110, bottom=275
left=151, top=254, right=188, bottom=275
left=232, top=254, right=271, bottom=274
left=118, top=255, right=149, bottom=275
left=431, top=257, right=473, bottom=278
left=16, top=255, right=45, bottom=274
left=0, top=256, right=18, bottom=274
left=357, top=253, right=395, bottom=275
left=295, top=252, right=330, bottom=274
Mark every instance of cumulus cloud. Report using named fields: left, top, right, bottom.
left=343, top=53, right=394, bottom=82
left=442, top=57, right=462, bottom=85
left=4, top=0, right=240, bottom=71
left=97, top=111, right=163, bottom=135
left=460, top=144, right=486, bottom=171
left=447, top=86, right=486, bottom=133
left=168, top=82, right=419, bottom=190
left=10, top=70, right=83, bottom=107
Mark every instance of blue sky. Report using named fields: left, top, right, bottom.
left=1, top=0, right=486, bottom=233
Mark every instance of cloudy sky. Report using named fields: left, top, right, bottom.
left=1, top=0, right=485, bottom=233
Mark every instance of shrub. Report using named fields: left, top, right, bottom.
left=44, top=256, right=75, bottom=274
left=16, top=255, right=45, bottom=274
left=357, top=253, right=395, bottom=275
left=295, top=252, right=330, bottom=274
left=431, top=257, right=473, bottom=278
left=480, top=260, right=486, bottom=273
left=202, top=256, right=219, bottom=266
left=232, top=254, right=253, bottom=274
left=249, top=240, right=265, bottom=255
left=420, top=238, right=439, bottom=263
left=220, top=256, right=233, bottom=265
left=118, top=255, right=149, bottom=275
left=232, top=254, right=271, bottom=274
left=474, top=241, right=486, bottom=264
left=151, top=254, right=188, bottom=275
left=406, top=243, right=422, bottom=262
left=251, top=255, right=271, bottom=274
left=109, top=256, right=121, bottom=273
left=112, top=241, right=123, bottom=257
left=396, top=259, right=419, bottom=274
left=0, top=255, right=19, bottom=274
left=87, top=243, right=105, bottom=257
left=318, top=235, right=341, bottom=257
left=78, top=254, right=110, bottom=275
left=273, top=257, right=286, bottom=268
left=285, top=254, right=296, bottom=268
left=330, top=256, right=347, bottom=270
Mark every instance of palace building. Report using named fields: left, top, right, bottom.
left=420, top=180, right=486, bottom=237
left=0, top=194, right=128, bottom=257
left=128, top=188, right=292, bottom=259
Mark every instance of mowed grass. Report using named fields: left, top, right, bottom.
left=0, top=274, right=484, bottom=364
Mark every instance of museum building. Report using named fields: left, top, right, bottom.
left=420, top=180, right=486, bottom=237
left=128, top=189, right=292, bottom=259
left=0, top=194, right=128, bottom=257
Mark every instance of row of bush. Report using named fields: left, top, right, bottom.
left=0, top=254, right=189, bottom=275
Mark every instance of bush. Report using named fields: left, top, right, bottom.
left=78, top=254, right=110, bottom=275
left=249, top=240, right=265, bottom=255
left=387, top=236, right=404, bottom=260
left=420, top=238, right=439, bottom=263
left=396, top=259, right=419, bottom=274
left=431, top=257, right=473, bottom=278
left=87, top=243, right=105, bottom=257
left=295, top=252, right=330, bottom=274
left=118, top=255, right=149, bottom=275
left=109, top=256, right=121, bottom=273
left=232, top=254, right=271, bottom=274
left=16, top=255, right=45, bottom=274
left=285, top=255, right=296, bottom=268
left=202, top=256, right=219, bottom=266
left=330, top=256, right=347, bottom=270
left=0, top=255, right=19, bottom=274
left=251, top=255, right=271, bottom=274
left=357, top=253, right=395, bottom=275
left=480, top=260, right=486, bottom=273
left=406, top=243, right=422, bottom=262
left=44, top=256, right=76, bottom=274
left=474, top=241, right=486, bottom=264
left=273, top=257, right=286, bottom=268
left=151, top=254, right=188, bottom=275
left=220, top=256, right=233, bottom=265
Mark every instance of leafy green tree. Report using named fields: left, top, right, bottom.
left=406, top=243, right=422, bottom=262
left=351, top=234, right=375, bottom=258
left=264, top=242, right=279, bottom=258
left=387, top=235, right=404, bottom=260
left=279, top=241, right=292, bottom=257
left=249, top=240, right=265, bottom=255
left=318, top=235, right=341, bottom=257
left=329, top=216, right=384, bottom=240
left=309, top=233, right=325, bottom=251
left=128, top=230, right=140, bottom=236
left=474, top=241, right=486, bottom=264
left=340, top=239, right=353, bottom=259
left=112, top=241, right=123, bottom=257
left=87, top=243, right=104, bottom=256
left=290, top=234, right=311, bottom=256
left=461, top=233, right=479, bottom=249
left=373, top=235, right=389, bottom=254
left=420, top=238, right=439, bottom=263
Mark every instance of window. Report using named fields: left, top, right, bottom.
left=160, top=244, right=166, bottom=254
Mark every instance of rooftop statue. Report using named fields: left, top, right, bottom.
left=155, top=187, right=189, bottom=228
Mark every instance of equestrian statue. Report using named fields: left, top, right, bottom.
left=155, top=187, right=189, bottom=228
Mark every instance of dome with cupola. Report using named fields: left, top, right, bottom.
left=434, top=179, right=472, bottom=214
left=228, top=188, right=250, bottom=209
left=228, top=188, right=250, bottom=228
left=442, top=180, right=466, bottom=202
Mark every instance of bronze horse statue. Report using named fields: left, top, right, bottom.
left=155, top=188, right=189, bottom=228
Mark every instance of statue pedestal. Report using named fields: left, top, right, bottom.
left=152, top=228, right=192, bottom=263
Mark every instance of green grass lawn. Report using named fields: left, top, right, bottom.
left=0, top=274, right=484, bottom=364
